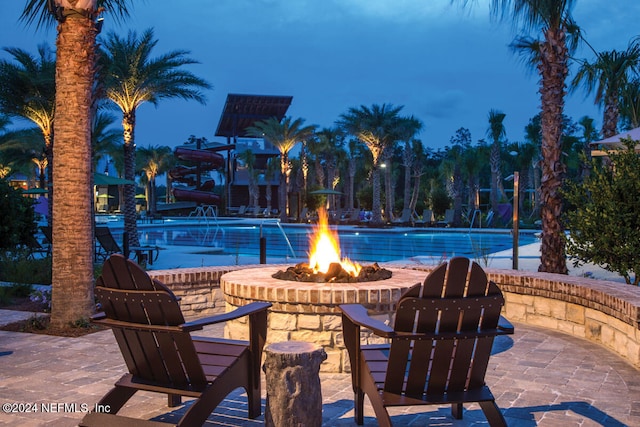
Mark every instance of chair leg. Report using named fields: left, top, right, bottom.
left=451, top=402, right=463, bottom=419
left=479, top=401, right=508, bottom=427
left=247, top=384, right=261, bottom=419
left=168, top=393, right=181, bottom=407
left=95, top=385, right=137, bottom=414
left=354, top=389, right=364, bottom=425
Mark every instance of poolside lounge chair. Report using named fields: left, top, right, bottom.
left=25, top=233, right=49, bottom=259
left=340, top=257, right=513, bottom=426
left=414, top=209, right=434, bottom=227
left=80, top=254, right=271, bottom=427
left=391, top=208, right=413, bottom=226
left=436, top=208, right=455, bottom=227
left=95, top=226, right=161, bottom=265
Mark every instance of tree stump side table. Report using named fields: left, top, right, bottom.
left=263, top=341, right=327, bottom=427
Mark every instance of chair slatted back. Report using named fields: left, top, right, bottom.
left=385, top=257, right=504, bottom=397
left=96, top=254, right=208, bottom=390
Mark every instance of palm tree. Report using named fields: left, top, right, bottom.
left=137, top=145, right=172, bottom=215
left=619, top=78, right=640, bottom=130
left=0, top=44, right=55, bottom=214
left=337, top=103, right=403, bottom=225
left=572, top=40, right=640, bottom=138
left=20, top=0, right=131, bottom=328
left=577, top=116, right=599, bottom=180
left=237, top=148, right=259, bottom=210
left=246, top=116, right=316, bottom=221
left=397, top=116, right=423, bottom=212
left=0, top=126, right=45, bottom=185
left=100, top=28, right=211, bottom=247
left=486, top=109, right=507, bottom=211
left=481, top=0, right=581, bottom=274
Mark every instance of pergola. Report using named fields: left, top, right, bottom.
left=215, top=94, right=292, bottom=212
left=215, top=93, right=292, bottom=139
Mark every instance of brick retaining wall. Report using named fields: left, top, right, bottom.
left=148, top=263, right=640, bottom=368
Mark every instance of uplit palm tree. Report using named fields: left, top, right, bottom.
left=0, top=126, right=45, bottom=185
left=572, top=40, right=640, bottom=137
left=485, top=0, right=581, bottom=274
left=0, top=45, right=55, bottom=204
left=100, top=28, right=211, bottom=246
left=337, top=103, right=403, bottom=225
left=137, top=145, right=172, bottom=215
left=487, top=109, right=507, bottom=211
left=246, top=116, right=316, bottom=221
left=20, top=0, right=131, bottom=327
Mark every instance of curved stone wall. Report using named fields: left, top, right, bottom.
left=149, top=263, right=640, bottom=369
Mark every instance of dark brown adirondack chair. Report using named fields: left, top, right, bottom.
left=340, top=257, right=514, bottom=427
left=80, top=254, right=271, bottom=427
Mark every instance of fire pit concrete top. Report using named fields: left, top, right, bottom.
left=221, top=265, right=427, bottom=315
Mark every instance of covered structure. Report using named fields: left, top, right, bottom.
left=215, top=94, right=293, bottom=212
left=590, top=127, right=640, bottom=157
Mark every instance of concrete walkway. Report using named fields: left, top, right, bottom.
left=0, top=320, right=639, bottom=426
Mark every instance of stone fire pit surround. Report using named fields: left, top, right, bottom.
left=221, top=266, right=427, bottom=373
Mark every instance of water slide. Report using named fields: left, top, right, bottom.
left=170, top=146, right=225, bottom=205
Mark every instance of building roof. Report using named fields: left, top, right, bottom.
left=215, top=94, right=292, bottom=138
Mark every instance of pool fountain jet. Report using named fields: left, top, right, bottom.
left=272, top=208, right=392, bottom=283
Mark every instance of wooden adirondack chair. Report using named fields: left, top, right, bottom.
left=80, top=254, right=271, bottom=427
left=340, top=257, right=514, bottom=427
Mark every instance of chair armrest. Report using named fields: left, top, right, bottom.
left=498, top=315, right=515, bottom=334
left=339, top=304, right=394, bottom=338
left=181, top=301, right=271, bottom=332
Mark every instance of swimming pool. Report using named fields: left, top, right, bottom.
left=117, top=221, right=537, bottom=263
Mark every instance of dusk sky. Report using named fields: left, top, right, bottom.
left=2, top=1, right=640, bottom=152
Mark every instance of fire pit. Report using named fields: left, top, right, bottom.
left=221, top=209, right=425, bottom=372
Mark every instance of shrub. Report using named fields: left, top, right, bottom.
left=563, top=139, right=640, bottom=285
left=0, top=253, right=52, bottom=284
left=0, top=179, right=37, bottom=250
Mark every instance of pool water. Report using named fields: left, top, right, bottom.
left=124, top=223, right=536, bottom=263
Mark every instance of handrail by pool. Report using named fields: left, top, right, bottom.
left=260, top=218, right=297, bottom=258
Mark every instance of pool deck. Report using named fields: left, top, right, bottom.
left=1, top=222, right=637, bottom=425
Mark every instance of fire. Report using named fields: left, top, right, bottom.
left=308, top=208, right=362, bottom=277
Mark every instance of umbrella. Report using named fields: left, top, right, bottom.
left=97, top=194, right=115, bottom=198
left=590, top=127, right=640, bottom=157
left=94, top=172, right=135, bottom=186
left=135, top=194, right=146, bottom=199
left=309, top=189, right=342, bottom=196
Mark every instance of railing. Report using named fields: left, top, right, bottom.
left=260, top=218, right=296, bottom=259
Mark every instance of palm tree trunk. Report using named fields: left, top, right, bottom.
left=372, top=164, right=383, bottom=225
left=279, top=153, right=288, bottom=222
left=403, top=144, right=412, bottom=211
left=122, top=111, right=139, bottom=246
left=50, top=12, right=97, bottom=328
left=538, top=28, right=568, bottom=274
left=602, top=93, right=620, bottom=138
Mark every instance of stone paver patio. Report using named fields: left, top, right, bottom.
left=0, top=320, right=639, bottom=426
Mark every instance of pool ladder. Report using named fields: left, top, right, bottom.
left=260, top=218, right=296, bottom=259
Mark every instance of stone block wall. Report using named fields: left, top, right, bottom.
left=148, top=263, right=640, bottom=369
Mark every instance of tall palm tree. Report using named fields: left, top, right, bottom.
left=482, top=0, right=581, bottom=274
left=577, top=115, right=599, bottom=180
left=246, top=116, right=316, bottom=221
left=486, top=109, right=507, bottom=211
left=0, top=126, right=45, bottom=185
left=337, top=103, right=403, bottom=225
left=137, top=145, right=172, bottom=215
left=20, top=0, right=131, bottom=328
left=619, top=78, right=640, bottom=130
left=237, top=148, right=259, bottom=210
left=100, top=28, right=211, bottom=246
left=0, top=44, right=55, bottom=215
left=397, top=116, right=423, bottom=212
left=572, top=40, right=640, bottom=138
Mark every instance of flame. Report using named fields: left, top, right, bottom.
left=308, top=208, right=362, bottom=277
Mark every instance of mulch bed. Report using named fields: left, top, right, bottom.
left=0, top=296, right=105, bottom=337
